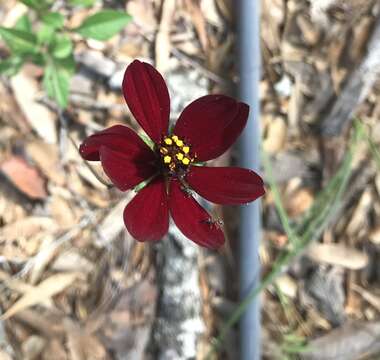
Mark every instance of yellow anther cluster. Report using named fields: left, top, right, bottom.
left=182, top=157, right=190, bottom=165
left=163, top=155, right=171, bottom=164
left=160, top=135, right=193, bottom=171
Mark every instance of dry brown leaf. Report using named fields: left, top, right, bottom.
left=0, top=156, right=47, bottom=199
left=1, top=272, right=79, bottom=320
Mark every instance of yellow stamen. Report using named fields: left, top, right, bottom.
left=160, top=147, right=168, bottom=154
left=164, top=138, right=173, bottom=145
left=175, top=139, right=184, bottom=147
left=171, top=135, right=179, bottom=142
left=163, top=155, right=172, bottom=164
left=182, top=157, right=190, bottom=165
left=176, top=153, right=184, bottom=161
left=182, top=146, right=190, bottom=154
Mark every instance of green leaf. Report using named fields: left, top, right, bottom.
left=14, top=14, right=32, bottom=32
left=0, top=27, right=38, bottom=54
left=0, top=56, right=24, bottom=76
left=56, top=54, right=76, bottom=75
left=19, top=0, right=51, bottom=11
left=29, top=53, right=45, bottom=67
left=41, top=12, right=64, bottom=29
left=68, top=0, right=96, bottom=7
left=43, top=55, right=75, bottom=108
left=74, top=10, right=132, bottom=40
left=18, top=0, right=40, bottom=9
left=37, top=23, right=55, bottom=45
left=50, top=34, right=73, bottom=59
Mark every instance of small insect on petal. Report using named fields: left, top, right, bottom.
left=201, top=217, right=224, bottom=229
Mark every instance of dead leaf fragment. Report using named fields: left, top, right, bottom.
left=1, top=156, right=47, bottom=199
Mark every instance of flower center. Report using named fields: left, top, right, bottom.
left=159, top=135, right=194, bottom=172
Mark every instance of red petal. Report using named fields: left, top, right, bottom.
left=100, top=146, right=157, bottom=191
left=122, top=60, right=170, bottom=144
left=79, top=125, right=154, bottom=162
left=124, top=177, right=169, bottom=242
left=173, top=95, right=249, bottom=161
left=169, top=179, right=225, bottom=249
left=186, top=166, right=265, bottom=205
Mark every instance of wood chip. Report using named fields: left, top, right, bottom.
left=0, top=156, right=47, bottom=200
left=155, top=0, right=176, bottom=73
left=26, top=141, right=65, bottom=186
left=263, top=115, right=287, bottom=154
left=10, top=68, right=57, bottom=143
left=1, top=272, right=79, bottom=320
left=302, top=321, right=380, bottom=360
left=306, top=243, right=369, bottom=270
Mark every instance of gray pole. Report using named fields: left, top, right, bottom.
left=238, top=0, right=262, bottom=359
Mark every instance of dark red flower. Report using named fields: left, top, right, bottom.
left=79, top=60, right=265, bottom=248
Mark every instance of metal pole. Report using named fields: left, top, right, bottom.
left=238, top=0, right=262, bottom=359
